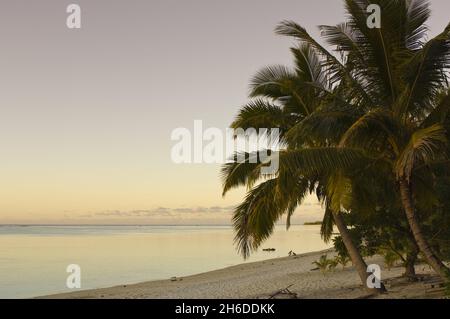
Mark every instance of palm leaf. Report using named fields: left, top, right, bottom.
left=396, top=124, right=448, bottom=181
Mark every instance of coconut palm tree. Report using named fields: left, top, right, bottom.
left=221, top=43, right=386, bottom=293
left=278, top=0, right=450, bottom=279
left=222, top=0, right=450, bottom=294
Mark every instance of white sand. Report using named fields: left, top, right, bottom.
left=40, top=249, right=443, bottom=299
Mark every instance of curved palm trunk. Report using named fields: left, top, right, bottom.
left=333, top=212, right=386, bottom=294
left=399, top=179, right=450, bottom=280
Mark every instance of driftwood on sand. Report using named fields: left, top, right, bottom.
left=267, top=284, right=297, bottom=299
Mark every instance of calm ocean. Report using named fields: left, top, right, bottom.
left=0, top=225, right=330, bottom=298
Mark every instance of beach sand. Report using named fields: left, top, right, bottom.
left=40, top=249, right=444, bottom=299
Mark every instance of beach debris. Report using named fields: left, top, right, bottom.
left=268, top=284, right=297, bottom=299
left=170, top=277, right=178, bottom=282
left=288, top=250, right=297, bottom=256
left=262, top=248, right=276, bottom=252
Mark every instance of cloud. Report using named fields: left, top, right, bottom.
left=64, top=203, right=323, bottom=225
left=170, top=206, right=235, bottom=214
left=80, top=205, right=236, bottom=219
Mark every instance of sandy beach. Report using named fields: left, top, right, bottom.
left=40, top=249, right=444, bottom=299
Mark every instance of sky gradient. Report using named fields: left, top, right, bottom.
left=1, top=0, right=449, bottom=224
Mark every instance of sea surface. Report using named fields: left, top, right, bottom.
left=0, top=225, right=330, bottom=298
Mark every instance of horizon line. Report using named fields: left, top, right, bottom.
left=0, top=223, right=311, bottom=227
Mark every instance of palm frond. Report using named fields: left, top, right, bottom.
left=275, top=20, right=373, bottom=105
left=396, top=124, right=448, bottom=181
left=221, top=152, right=270, bottom=196
left=280, top=147, right=379, bottom=177
left=291, top=43, right=328, bottom=89
left=421, top=88, right=450, bottom=127
left=232, top=179, right=280, bottom=258
left=230, top=99, right=289, bottom=133
left=249, top=65, right=297, bottom=98
left=339, top=108, right=400, bottom=154
left=321, top=206, right=335, bottom=243
left=401, top=23, right=450, bottom=118
left=327, top=172, right=353, bottom=214
left=285, top=103, right=361, bottom=147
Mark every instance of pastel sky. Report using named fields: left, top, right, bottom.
left=0, top=0, right=448, bottom=225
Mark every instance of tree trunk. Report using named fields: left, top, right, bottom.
left=403, top=238, right=419, bottom=280
left=333, top=212, right=386, bottom=294
left=399, top=178, right=450, bottom=281
left=404, top=256, right=417, bottom=280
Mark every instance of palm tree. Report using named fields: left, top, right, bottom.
left=222, top=0, right=450, bottom=294
left=221, top=43, right=386, bottom=293
left=277, top=0, right=450, bottom=279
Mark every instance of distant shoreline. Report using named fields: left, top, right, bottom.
left=303, top=221, right=322, bottom=226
